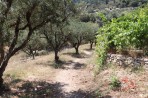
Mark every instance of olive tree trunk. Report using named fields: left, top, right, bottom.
left=90, top=41, right=93, bottom=50
left=54, top=49, right=59, bottom=63
left=74, top=43, right=80, bottom=55
left=0, top=56, right=10, bottom=87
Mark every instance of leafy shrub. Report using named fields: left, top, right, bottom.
left=109, top=76, right=121, bottom=90
left=96, top=4, right=148, bottom=72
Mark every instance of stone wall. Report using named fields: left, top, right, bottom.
left=107, top=53, right=148, bottom=68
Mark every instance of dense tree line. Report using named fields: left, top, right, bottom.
left=73, top=0, right=147, bottom=7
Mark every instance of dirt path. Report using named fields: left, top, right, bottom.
left=5, top=45, right=97, bottom=98
left=52, top=50, right=96, bottom=97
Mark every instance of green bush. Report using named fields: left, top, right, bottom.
left=109, top=76, right=121, bottom=90
left=96, top=4, right=148, bottom=72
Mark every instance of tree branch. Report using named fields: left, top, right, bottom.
left=8, top=17, right=21, bottom=53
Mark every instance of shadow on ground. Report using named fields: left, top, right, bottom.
left=0, top=79, right=112, bottom=98
left=39, top=60, right=86, bottom=70
left=84, top=48, right=95, bottom=51
left=66, top=90, right=112, bottom=98
left=53, top=60, right=86, bottom=70
left=62, top=52, right=90, bottom=58
left=65, top=90, right=97, bottom=98
left=0, top=79, right=64, bottom=98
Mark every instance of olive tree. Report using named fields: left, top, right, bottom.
left=85, top=22, right=98, bottom=49
left=22, top=32, right=47, bottom=59
left=0, top=0, right=72, bottom=87
left=68, top=21, right=89, bottom=54
left=41, top=0, right=75, bottom=63
left=42, top=23, right=70, bottom=63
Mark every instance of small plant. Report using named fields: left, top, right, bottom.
left=94, top=90, right=103, bottom=98
left=109, top=76, right=121, bottom=90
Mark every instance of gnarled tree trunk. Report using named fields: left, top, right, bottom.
left=0, top=36, right=4, bottom=64
left=54, top=49, right=59, bottom=63
left=74, top=43, right=80, bottom=55
left=0, top=56, right=10, bottom=87
left=75, top=46, right=79, bottom=54
left=90, top=41, right=93, bottom=50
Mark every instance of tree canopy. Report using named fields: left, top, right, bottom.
left=0, top=0, right=74, bottom=87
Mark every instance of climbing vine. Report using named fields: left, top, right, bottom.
left=96, top=4, right=148, bottom=71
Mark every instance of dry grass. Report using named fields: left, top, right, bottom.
left=95, top=64, right=148, bottom=98
left=4, top=44, right=96, bottom=82
left=5, top=52, right=55, bottom=81
left=1, top=44, right=98, bottom=98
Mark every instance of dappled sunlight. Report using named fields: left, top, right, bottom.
left=0, top=0, right=147, bottom=97
left=0, top=79, right=65, bottom=98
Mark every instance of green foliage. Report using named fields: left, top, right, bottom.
left=28, top=33, right=47, bottom=50
left=68, top=21, right=89, bottom=43
left=96, top=4, right=148, bottom=71
left=0, top=0, right=75, bottom=86
left=80, top=13, right=97, bottom=22
left=68, top=20, right=98, bottom=53
left=42, top=23, right=70, bottom=49
left=22, top=32, right=47, bottom=58
left=69, top=21, right=97, bottom=42
left=109, top=76, right=121, bottom=90
left=108, top=6, right=148, bottom=49
left=97, top=13, right=108, bottom=23
left=74, top=0, right=147, bottom=8
left=85, top=22, right=98, bottom=42
left=96, top=32, right=109, bottom=72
